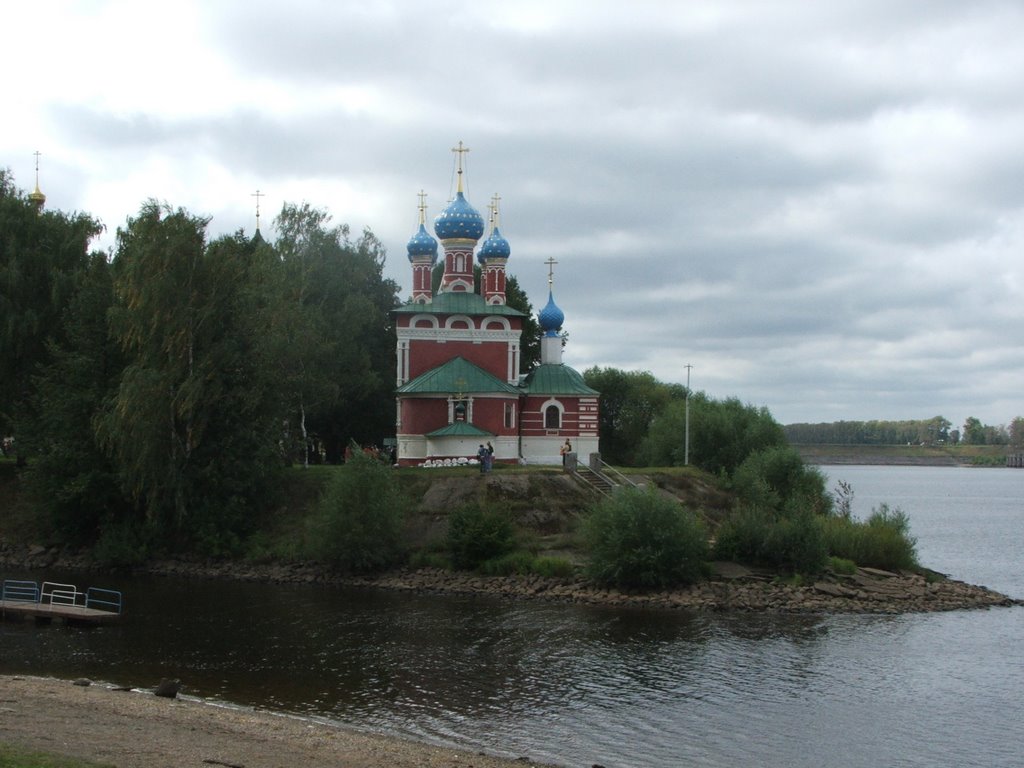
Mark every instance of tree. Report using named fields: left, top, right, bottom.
left=0, top=170, right=102, bottom=452
left=270, top=204, right=400, bottom=463
left=962, top=417, right=986, bottom=445
left=638, top=391, right=787, bottom=474
left=1010, top=417, right=1024, bottom=448
left=582, top=367, right=685, bottom=465
left=25, top=251, right=131, bottom=544
left=97, top=202, right=283, bottom=549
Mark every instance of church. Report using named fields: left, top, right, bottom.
left=392, top=147, right=600, bottom=467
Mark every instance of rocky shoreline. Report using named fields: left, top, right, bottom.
left=2, top=542, right=1019, bottom=615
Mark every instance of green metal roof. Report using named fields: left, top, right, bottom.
left=425, top=421, right=494, bottom=438
left=521, top=364, right=600, bottom=395
left=396, top=356, right=521, bottom=395
left=393, top=291, right=525, bottom=317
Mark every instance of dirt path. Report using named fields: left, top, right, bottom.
left=0, top=675, right=556, bottom=768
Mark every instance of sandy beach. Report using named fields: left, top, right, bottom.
left=0, top=675, right=557, bottom=768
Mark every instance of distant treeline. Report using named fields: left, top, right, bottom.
left=784, top=416, right=1024, bottom=446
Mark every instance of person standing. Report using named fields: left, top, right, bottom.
left=560, top=439, right=572, bottom=468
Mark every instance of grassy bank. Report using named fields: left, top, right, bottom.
left=793, top=444, right=1009, bottom=466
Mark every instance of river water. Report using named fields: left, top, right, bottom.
left=1, top=465, right=1022, bottom=767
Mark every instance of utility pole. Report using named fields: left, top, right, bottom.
left=684, top=364, right=693, bottom=466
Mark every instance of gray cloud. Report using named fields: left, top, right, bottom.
left=7, top=0, right=1023, bottom=429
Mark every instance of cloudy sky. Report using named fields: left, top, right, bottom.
left=6, top=0, right=1023, bottom=428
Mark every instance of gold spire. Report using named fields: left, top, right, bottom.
left=451, top=140, right=469, bottom=194
left=28, top=150, right=46, bottom=212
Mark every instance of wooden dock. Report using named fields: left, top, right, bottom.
left=1, top=580, right=123, bottom=625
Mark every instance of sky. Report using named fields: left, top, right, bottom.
left=5, top=0, right=1023, bottom=429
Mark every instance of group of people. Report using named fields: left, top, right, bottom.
left=476, top=442, right=495, bottom=473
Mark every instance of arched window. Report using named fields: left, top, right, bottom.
left=544, top=404, right=561, bottom=429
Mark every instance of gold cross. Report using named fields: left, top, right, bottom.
left=33, top=151, right=42, bottom=185
left=451, top=141, right=470, bottom=193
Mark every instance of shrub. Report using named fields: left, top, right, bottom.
left=446, top=502, right=515, bottom=570
left=314, top=450, right=406, bottom=572
left=712, top=507, right=772, bottom=563
left=532, top=555, right=575, bottom=578
left=828, top=555, right=857, bottom=575
left=759, top=509, right=828, bottom=575
left=732, top=446, right=830, bottom=514
left=583, top=486, right=707, bottom=589
left=479, top=550, right=536, bottom=576
left=821, top=504, right=918, bottom=572
left=713, top=506, right=827, bottom=575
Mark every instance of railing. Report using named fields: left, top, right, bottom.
left=2, top=580, right=40, bottom=603
left=41, top=581, right=80, bottom=607
left=85, top=587, right=123, bottom=614
left=2, top=579, right=123, bottom=615
left=592, top=459, right=640, bottom=489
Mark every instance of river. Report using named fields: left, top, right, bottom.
left=1, top=465, right=1022, bottom=767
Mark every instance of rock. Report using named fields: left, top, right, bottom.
left=73, top=678, right=92, bottom=687
left=154, top=678, right=182, bottom=698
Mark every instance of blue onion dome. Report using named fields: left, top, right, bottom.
left=477, top=225, right=511, bottom=263
left=406, top=222, right=439, bottom=262
left=433, top=191, right=486, bottom=241
left=538, top=291, right=564, bottom=337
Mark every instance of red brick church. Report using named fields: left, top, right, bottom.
left=392, top=148, right=599, bottom=466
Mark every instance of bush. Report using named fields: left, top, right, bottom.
left=583, top=486, right=707, bottom=589
left=532, top=555, right=575, bottom=578
left=477, top=552, right=576, bottom=578
left=446, top=502, right=515, bottom=570
left=712, top=507, right=772, bottom=563
left=713, top=506, right=827, bottom=575
left=828, top=555, right=857, bottom=575
left=732, top=446, right=830, bottom=514
left=821, top=504, right=918, bottom=571
left=759, top=509, right=827, bottom=575
left=314, top=450, right=406, bottom=572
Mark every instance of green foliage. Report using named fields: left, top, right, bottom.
left=828, top=556, right=857, bottom=575
left=759, top=509, right=828, bottom=574
left=96, top=204, right=284, bottom=543
left=477, top=551, right=576, bottom=578
left=711, top=507, right=772, bottom=563
left=732, top=445, right=831, bottom=514
left=784, top=416, right=953, bottom=445
left=446, top=502, right=516, bottom=570
left=272, top=205, right=400, bottom=463
left=821, top=504, right=919, bottom=571
left=314, top=449, right=406, bottom=571
left=582, top=367, right=687, bottom=465
left=479, top=550, right=536, bottom=575
left=713, top=507, right=827, bottom=575
left=24, top=253, right=132, bottom=545
left=583, top=486, right=707, bottom=589
left=0, top=171, right=103, bottom=441
left=531, top=555, right=575, bottom=578
left=92, top=517, right=153, bottom=569
left=0, top=742, right=114, bottom=768
left=636, top=393, right=787, bottom=477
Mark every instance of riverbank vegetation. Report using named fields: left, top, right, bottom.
left=0, top=171, right=1002, bottom=600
